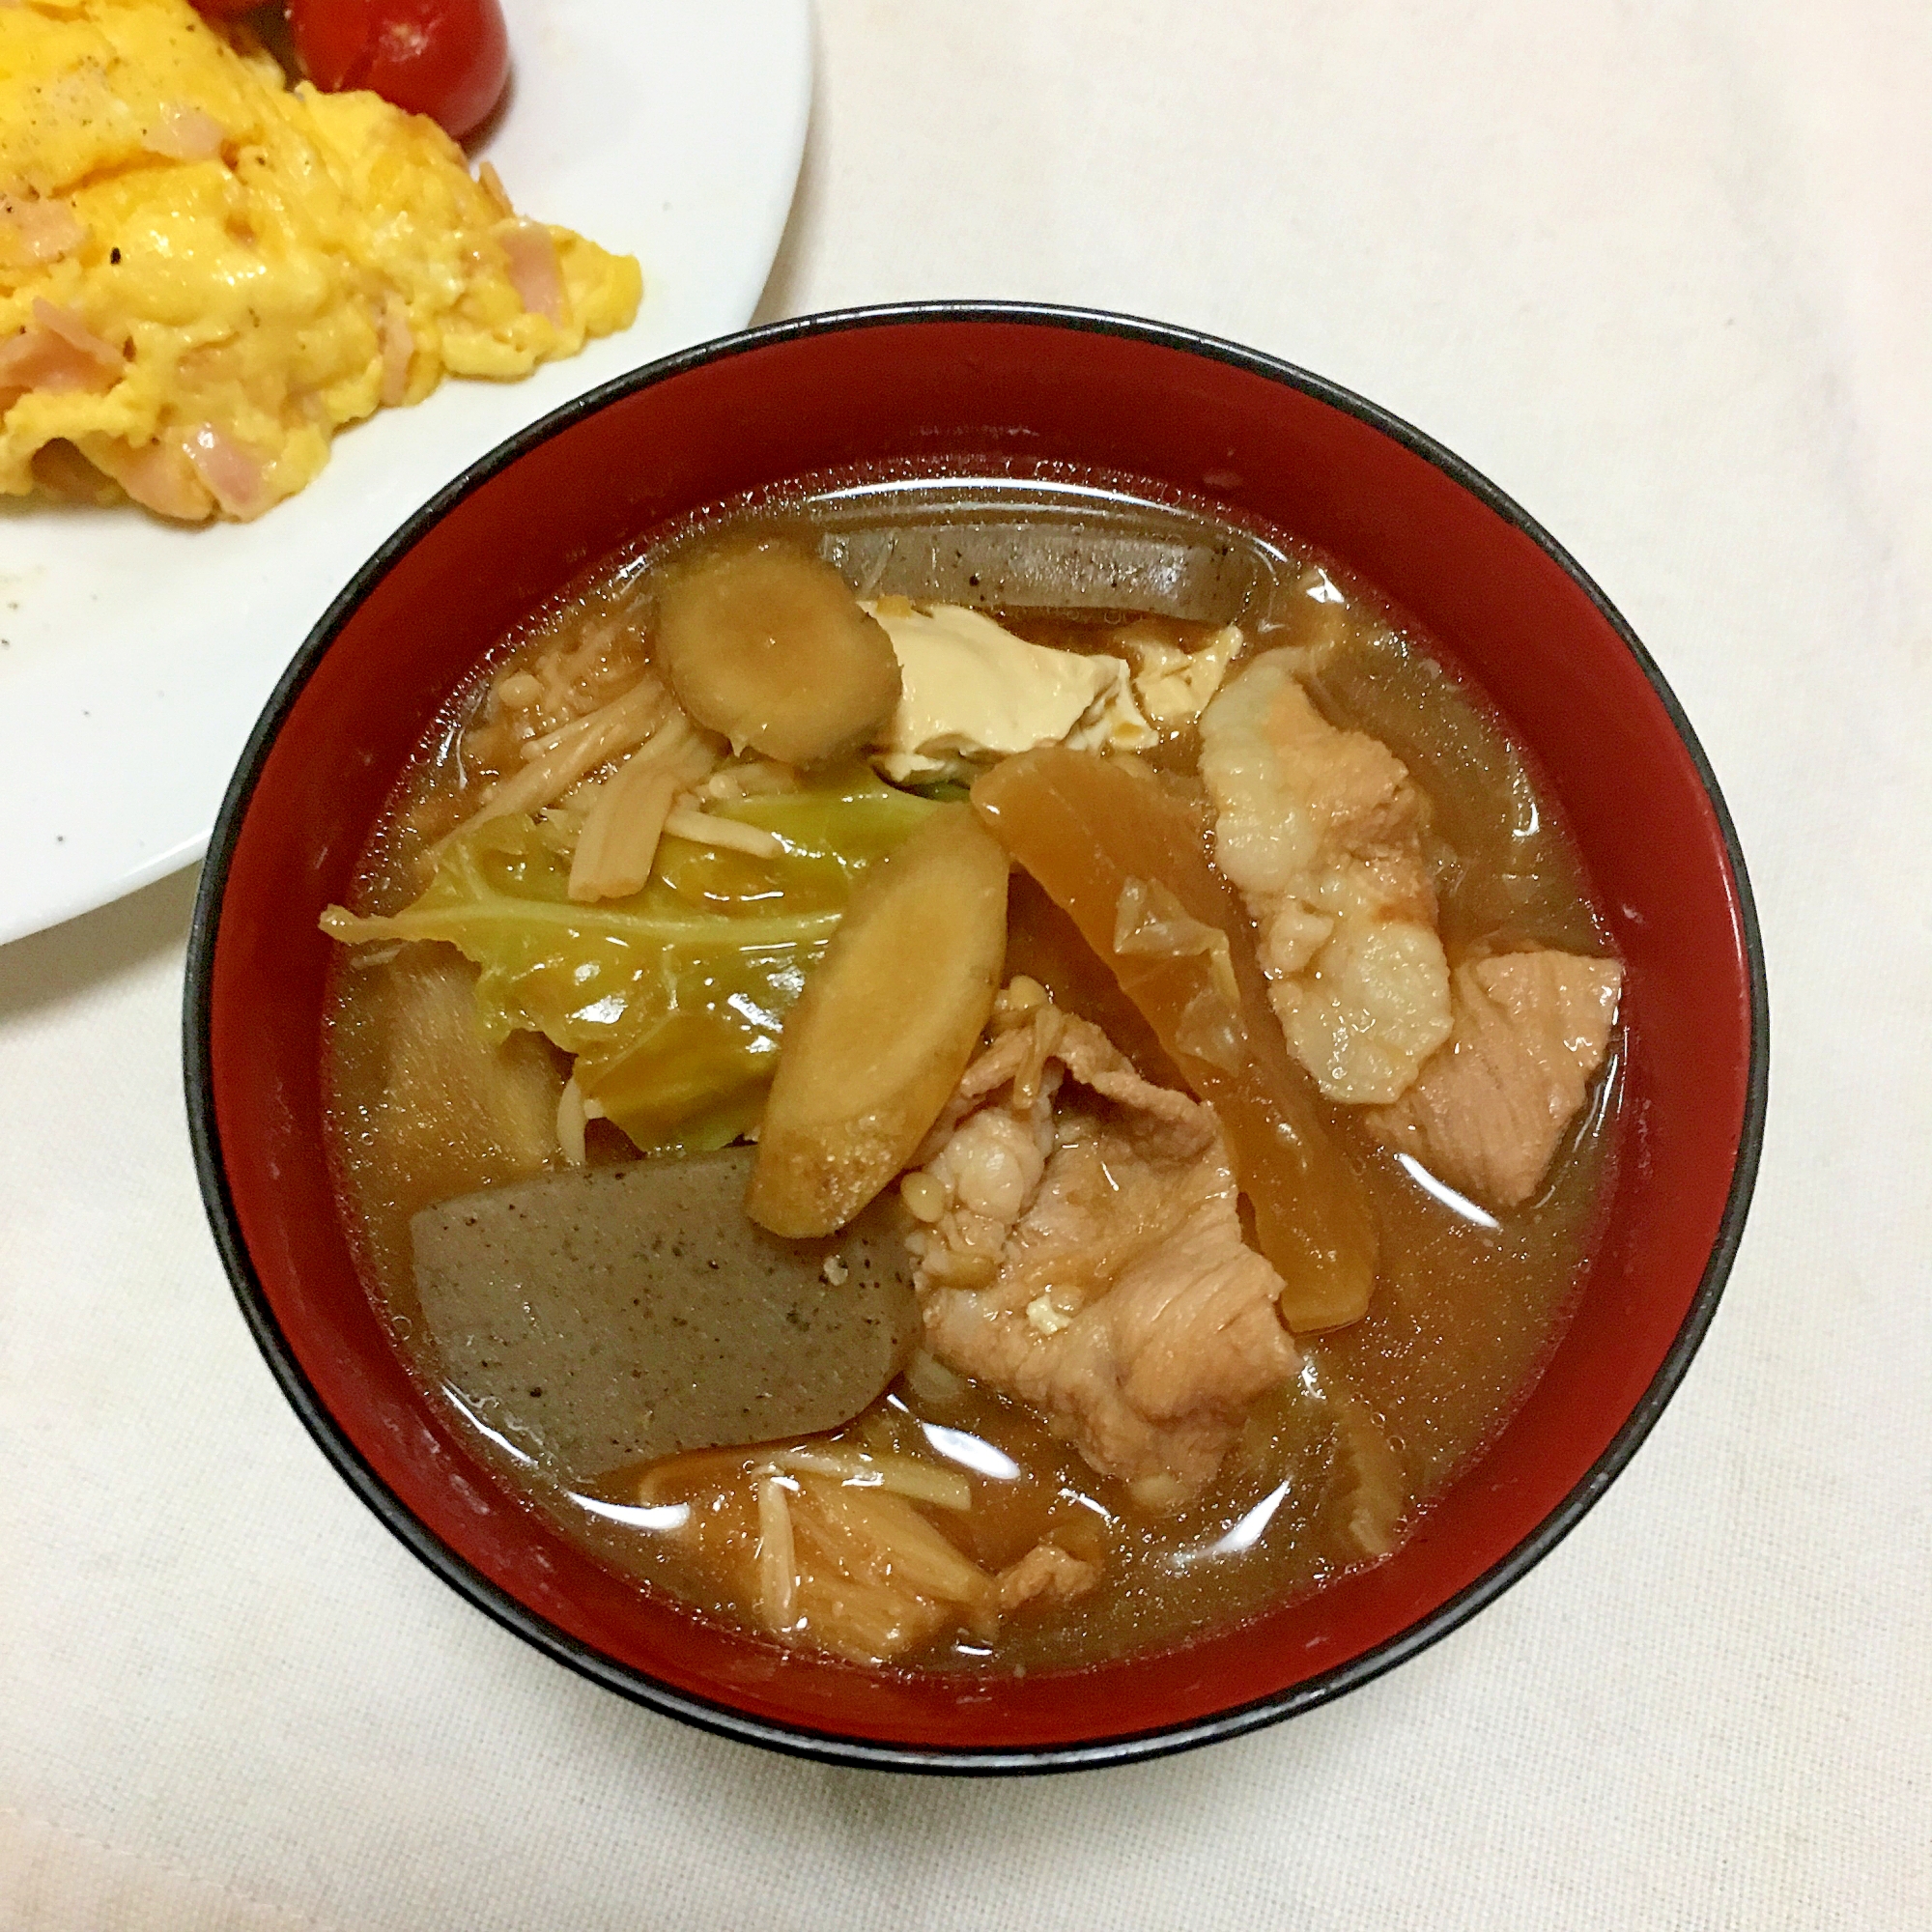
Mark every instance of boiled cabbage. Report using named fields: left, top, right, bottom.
left=322, top=768, right=935, bottom=1151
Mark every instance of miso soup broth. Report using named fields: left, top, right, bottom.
left=321, top=467, right=1623, bottom=1674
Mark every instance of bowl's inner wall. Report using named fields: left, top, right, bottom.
left=209, top=319, right=1752, bottom=1751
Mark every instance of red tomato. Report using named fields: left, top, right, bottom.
left=189, top=0, right=272, bottom=17
left=287, top=0, right=511, bottom=143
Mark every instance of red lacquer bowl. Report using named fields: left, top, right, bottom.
left=185, top=305, right=1767, bottom=1772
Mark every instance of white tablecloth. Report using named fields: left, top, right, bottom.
left=5, top=3, right=1927, bottom=1926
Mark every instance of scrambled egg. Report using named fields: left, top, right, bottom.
left=0, top=0, right=640, bottom=520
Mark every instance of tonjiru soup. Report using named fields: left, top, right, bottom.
left=319, top=469, right=1624, bottom=1673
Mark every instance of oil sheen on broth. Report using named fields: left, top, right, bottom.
left=321, top=469, right=1622, bottom=1674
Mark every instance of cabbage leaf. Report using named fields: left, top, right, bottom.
left=322, top=768, right=935, bottom=1151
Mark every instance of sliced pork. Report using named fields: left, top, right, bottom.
left=1198, top=652, right=1452, bottom=1104
left=1368, top=950, right=1623, bottom=1208
left=907, top=996, right=1298, bottom=1505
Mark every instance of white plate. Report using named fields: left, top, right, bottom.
left=0, top=0, right=810, bottom=945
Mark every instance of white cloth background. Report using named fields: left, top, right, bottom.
left=3, top=2, right=1927, bottom=1926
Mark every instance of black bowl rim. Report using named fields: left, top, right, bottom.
left=184, top=299, right=1770, bottom=1776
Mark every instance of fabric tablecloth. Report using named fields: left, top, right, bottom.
left=4, top=3, right=1927, bottom=1925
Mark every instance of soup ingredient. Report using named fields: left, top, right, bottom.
left=1198, top=652, right=1452, bottom=1105
left=747, top=804, right=1009, bottom=1238
left=412, top=1149, right=920, bottom=1476
left=767, top=1476, right=988, bottom=1657
left=463, top=668, right=708, bottom=845
left=1322, top=1371, right=1407, bottom=1558
left=286, top=0, right=510, bottom=141
left=971, top=747, right=1378, bottom=1332
left=907, top=992, right=1298, bottom=1507
left=362, top=944, right=565, bottom=1198
left=565, top=759, right=681, bottom=905
left=656, top=544, right=903, bottom=767
left=1115, top=620, right=1244, bottom=728
left=639, top=1432, right=1097, bottom=1662
left=1004, top=872, right=1181, bottom=1088
left=864, top=600, right=1155, bottom=783
left=321, top=769, right=935, bottom=1152
left=1367, top=951, right=1623, bottom=1207
left=461, top=605, right=661, bottom=783
left=0, top=0, right=639, bottom=519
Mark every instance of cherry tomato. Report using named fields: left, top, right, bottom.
left=189, top=0, right=273, bottom=17
left=287, top=0, right=511, bottom=143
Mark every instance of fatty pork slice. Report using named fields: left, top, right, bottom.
left=1198, top=652, right=1452, bottom=1105
left=908, top=997, right=1298, bottom=1506
left=1367, top=951, right=1623, bottom=1208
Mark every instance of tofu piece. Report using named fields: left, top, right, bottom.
left=864, top=601, right=1155, bottom=783
left=411, top=1149, right=919, bottom=1480
left=1118, top=622, right=1245, bottom=726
